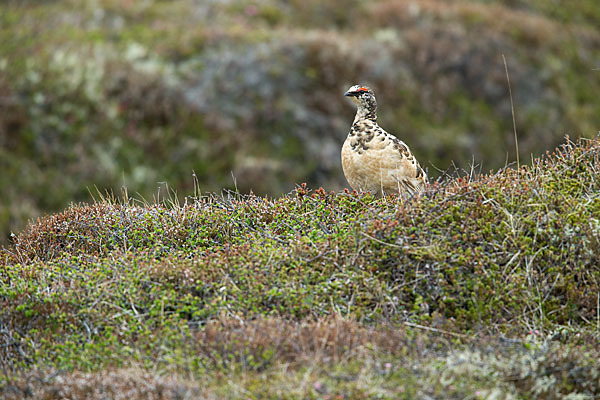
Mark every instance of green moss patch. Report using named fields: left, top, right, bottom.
left=2, top=137, right=600, bottom=397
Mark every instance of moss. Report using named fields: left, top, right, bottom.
left=1, top=138, right=600, bottom=397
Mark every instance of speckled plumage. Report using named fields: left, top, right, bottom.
left=341, top=85, right=427, bottom=195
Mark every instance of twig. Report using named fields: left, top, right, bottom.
left=403, top=321, right=467, bottom=339
left=503, top=54, right=519, bottom=170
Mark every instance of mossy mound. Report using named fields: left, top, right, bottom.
left=1, top=137, right=600, bottom=398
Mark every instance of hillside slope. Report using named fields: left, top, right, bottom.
left=1, top=137, right=600, bottom=398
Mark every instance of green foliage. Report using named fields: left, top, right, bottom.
left=1, top=138, right=600, bottom=398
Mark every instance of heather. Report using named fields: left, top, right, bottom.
left=1, top=137, right=600, bottom=398
left=2, top=0, right=600, bottom=397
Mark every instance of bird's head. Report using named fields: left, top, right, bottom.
left=344, top=85, right=377, bottom=118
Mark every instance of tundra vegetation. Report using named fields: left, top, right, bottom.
left=2, top=137, right=600, bottom=398
left=1, top=0, right=599, bottom=398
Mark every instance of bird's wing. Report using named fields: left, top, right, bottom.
left=369, top=124, right=427, bottom=184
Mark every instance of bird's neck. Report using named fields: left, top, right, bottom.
left=353, top=105, right=377, bottom=124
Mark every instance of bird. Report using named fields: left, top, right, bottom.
left=341, top=85, right=427, bottom=196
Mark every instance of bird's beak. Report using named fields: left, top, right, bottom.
left=344, top=91, right=356, bottom=97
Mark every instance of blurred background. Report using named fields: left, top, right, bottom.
left=0, top=0, right=599, bottom=245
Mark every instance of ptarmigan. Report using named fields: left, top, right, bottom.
left=342, top=85, right=427, bottom=196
